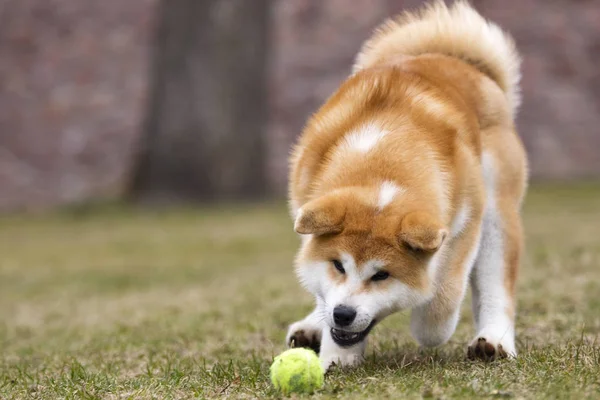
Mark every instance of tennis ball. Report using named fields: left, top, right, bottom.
left=270, top=348, right=324, bottom=395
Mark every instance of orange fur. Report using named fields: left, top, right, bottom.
left=287, top=1, right=527, bottom=366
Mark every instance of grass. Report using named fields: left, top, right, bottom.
left=1, top=184, right=599, bottom=399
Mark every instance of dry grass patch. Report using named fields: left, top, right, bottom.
left=1, top=185, right=599, bottom=399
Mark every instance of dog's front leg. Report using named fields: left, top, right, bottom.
left=286, top=300, right=326, bottom=354
left=410, top=223, right=483, bottom=349
left=319, top=327, right=367, bottom=371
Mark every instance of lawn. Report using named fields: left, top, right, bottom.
left=1, top=184, right=599, bottom=399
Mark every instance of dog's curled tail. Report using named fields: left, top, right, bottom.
left=353, top=0, right=521, bottom=116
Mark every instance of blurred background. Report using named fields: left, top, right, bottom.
left=0, top=0, right=599, bottom=211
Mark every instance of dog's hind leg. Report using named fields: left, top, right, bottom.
left=468, top=150, right=525, bottom=360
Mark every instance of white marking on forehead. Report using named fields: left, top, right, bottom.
left=343, top=123, right=388, bottom=153
left=339, top=253, right=358, bottom=275
left=340, top=256, right=389, bottom=283
left=378, top=181, right=404, bottom=210
left=357, top=259, right=386, bottom=280
left=339, top=252, right=365, bottom=291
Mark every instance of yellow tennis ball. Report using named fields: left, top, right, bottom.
left=270, top=348, right=324, bottom=395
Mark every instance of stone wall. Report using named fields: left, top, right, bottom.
left=1, top=0, right=599, bottom=210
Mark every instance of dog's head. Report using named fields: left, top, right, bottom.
left=294, top=186, right=447, bottom=346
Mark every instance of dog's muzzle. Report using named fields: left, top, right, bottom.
left=330, top=320, right=377, bottom=347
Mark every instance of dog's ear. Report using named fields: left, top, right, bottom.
left=294, top=194, right=346, bottom=235
left=399, top=211, right=447, bottom=252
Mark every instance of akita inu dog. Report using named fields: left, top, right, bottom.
left=286, top=1, right=527, bottom=370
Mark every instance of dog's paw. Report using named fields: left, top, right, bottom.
left=320, top=350, right=364, bottom=372
left=467, top=330, right=516, bottom=361
left=286, top=320, right=322, bottom=354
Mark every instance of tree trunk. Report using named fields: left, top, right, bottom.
left=130, top=0, right=270, bottom=202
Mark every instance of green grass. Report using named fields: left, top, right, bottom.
left=1, top=184, right=599, bottom=399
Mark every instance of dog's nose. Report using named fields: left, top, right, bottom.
left=333, top=305, right=357, bottom=327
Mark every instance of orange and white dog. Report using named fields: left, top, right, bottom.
left=286, top=1, right=527, bottom=370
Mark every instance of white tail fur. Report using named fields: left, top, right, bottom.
left=353, top=0, right=521, bottom=116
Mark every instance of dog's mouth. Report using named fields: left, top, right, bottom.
left=330, top=320, right=377, bottom=347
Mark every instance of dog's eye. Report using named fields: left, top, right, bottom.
left=332, top=260, right=345, bottom=274
left=371, top=271, right=390, bottom=281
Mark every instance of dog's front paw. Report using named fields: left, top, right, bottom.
left=286, top=320, right=322, bottom=354
left=468, top=328, right=516, bottom=361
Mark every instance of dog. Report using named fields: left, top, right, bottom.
left=285, top=1, right=528, bottom=370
